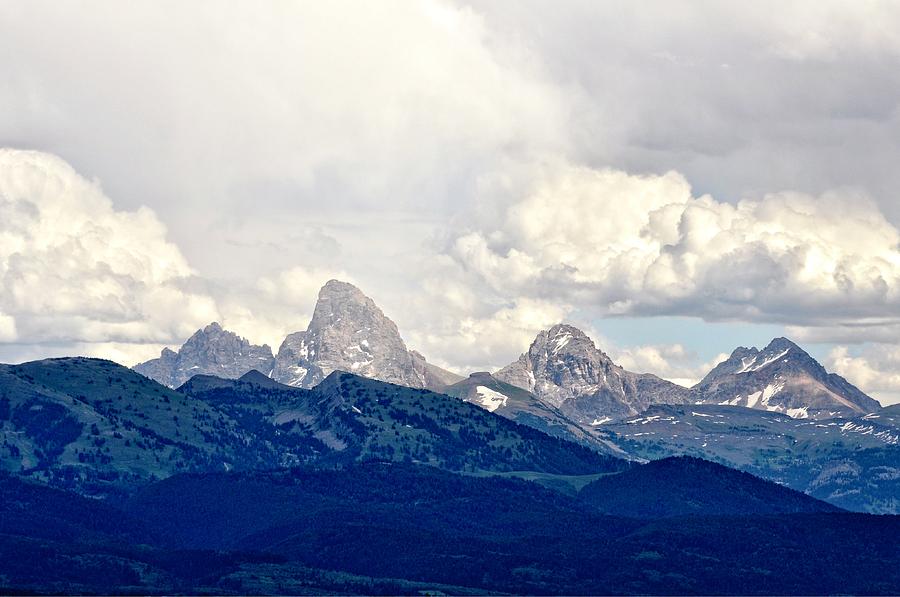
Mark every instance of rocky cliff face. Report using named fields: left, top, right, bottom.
left=693, top=337, right=880, bottom=419
left=134, top=323, right=275, bottom=388
left=271, top=280, right=461, bottom=390
left=135, top=281, right=460, bottom=391
left=496, top=324, right=690, bottom=422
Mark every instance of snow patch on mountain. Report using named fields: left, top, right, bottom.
left=474, top=386, right=509, bottom=412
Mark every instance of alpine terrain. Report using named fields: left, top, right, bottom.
left=135, top=323, right=275, bottom=388
left=135, top=281, right=461, bottom=392
left=271, top=280, right=461, bottom=389
left=692, top=337, right=880, bottom=419
left=495, top=324, right=691, bottom=422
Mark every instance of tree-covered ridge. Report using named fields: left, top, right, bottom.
left=1, top=358, right=256, bottom=497
left=3, top=463, right=898, bottom=595
left=184, top=369, right=627, bottom=475
left=2, top=358, right=626, bottom=498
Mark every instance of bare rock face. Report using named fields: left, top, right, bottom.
left=271, top=280, right=461, bottom=390
left=496, top=324, right=690, bottom=422
left=693, top=337, right=880, bottom=419
left=134, top=323, right=275, bottom=388
left=134, top=281, right=460, bottom=392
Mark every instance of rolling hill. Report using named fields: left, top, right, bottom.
left=578, top=456, right=841, bottom=517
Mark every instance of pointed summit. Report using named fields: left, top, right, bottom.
left=271, top=280, right=461, bottom=390
left=544, top=324, right=601, bottom=356
left=318, top=279, right=368, bottom=301
left=694, top=337, right=880, bottom=418
left=765, top=336, right=801, bottom=352
left=134, top=323, right=275, bottom=388
left=496, top=323, right=689, bottom=422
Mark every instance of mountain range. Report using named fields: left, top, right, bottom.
left=136, top=280, right=461, bottom=391
left=127, top=279, right=900, bottom=513
left=136, top=280, right=881, bottom=430
left=2, top=345, right=899, bottom=593
left=6, top=458, right=899, bottom=595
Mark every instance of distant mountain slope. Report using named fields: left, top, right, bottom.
left=182, top=370, right=626, bottom=475
left=444, top=371, right=624, bottom=455
left=496, top=324, right=690, bottom=422
left=693, top=337, right=880, bottom=419
left=882, top=403, right=900, bottom=416
left=578, top=456, right=841, bottom=517
left=272, top=280, right=461, bottom=390
left=134, top=280, right=461, bottom=392
left=134, top=322, right=275, bottom=388
left=1, top=357, right=625, bottom=498
left=603, top=403, right=900, bottom=513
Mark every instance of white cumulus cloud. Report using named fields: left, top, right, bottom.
left=610, top=343, right=729, bottom=388
left=827, top=345, right=900, bottom=406
left=0, top=148, right=219, bottom=349
left=445, top=160, right=900, bottom=326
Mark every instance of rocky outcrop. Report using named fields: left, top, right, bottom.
left=693, top=337, right=880, bottom=419
left=271, top=280, right=461, bottom=390
left=134, top=323, right=274, bottom=388
left=496, top=324, right=690, bottom=422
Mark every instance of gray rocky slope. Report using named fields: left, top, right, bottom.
left=134, top=322, right=275, bottom=388
left=135, top=288, right=879, bottom=426
left=692, top=337, right=880, bottom=419
left=271, top=280, right=461, bottom=390
left=442, top=371, right=625, bottom=455
left=495, top=324, right=691, bottom=423
left=136, top=281, right=461, bottom=391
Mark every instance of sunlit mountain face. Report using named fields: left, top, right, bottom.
left=2, top=3, right=900, bottom=595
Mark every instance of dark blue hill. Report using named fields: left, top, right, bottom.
left=119, top=463, right=898, bottom=595
left=578, top=456, right=842, bottom=517
left=0, top=462, right=898, bottom=595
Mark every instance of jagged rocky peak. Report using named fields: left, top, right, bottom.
left=494, top=324, right=604, bottom=392
left=701, top=337, right=805, bottom=382
left=694, top=336, right=880, bottom=419
left=496, top=323, right=690, bottom=422
left=272, top=280, right=461, bottom=390
left=134, top=322, right=275, bottom=388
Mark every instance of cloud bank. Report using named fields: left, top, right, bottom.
left=443, top=161, right=900, bottom=325
left=0, top=149, right=218, bottom=349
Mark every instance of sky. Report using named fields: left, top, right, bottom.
left=1, top=1, right=899, bottom=404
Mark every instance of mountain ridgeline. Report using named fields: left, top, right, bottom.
left=495, top=324, right=691, bottom=422
left=136, top=280, right=461, bottom=392
left=271, top=280, right=461, bottom=389
left=124, top=279, right=900, bottom=512
left=2, top=352, right=899, bottom=593
left=1, top=357, right=625, bottom=497
left=136, top=280, right=881, bottom=429
left=693, top=336, right=881, bottom=418
left=180, top=369, right=622, bottom=476
left=133, top=322, right=276, bottom=389
left=124, top=280, right=898, bottom=514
